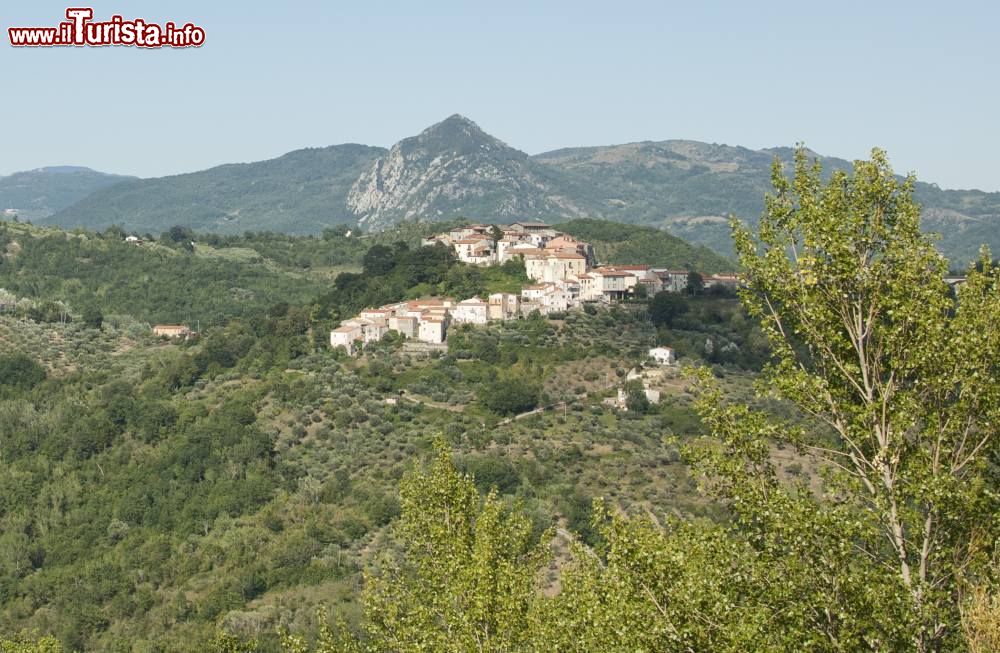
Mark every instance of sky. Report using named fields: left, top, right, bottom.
left=2, top=0, right=998, bottom=191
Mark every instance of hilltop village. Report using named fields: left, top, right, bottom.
left=330, top=221, right=738, bottom=354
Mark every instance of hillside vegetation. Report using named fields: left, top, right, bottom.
left=0, top=167, right=133, bottom=222
left=555, top=218, right=733, bottom=271
left=0, top=217, right=775, bottom=651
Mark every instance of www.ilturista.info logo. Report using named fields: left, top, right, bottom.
left=8, top=8, right=205, bottom=48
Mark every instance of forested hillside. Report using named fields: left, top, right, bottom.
left=2, top=148, right=998, bottom=653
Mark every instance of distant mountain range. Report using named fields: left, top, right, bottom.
left=6, top=115, right=997, bottom=265
left=0, top=166, right=133, bottom=221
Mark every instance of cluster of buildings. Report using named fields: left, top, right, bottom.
left=423, top=221, right=737, bottom=301
left=330, top=221, right=739, bottom=355
left=330, top=295, right=522, bottom=355
left=422, top=221, right=596, bottom=272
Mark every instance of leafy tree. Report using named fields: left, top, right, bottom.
left=0, top=354, right=45, bottom=394
left=709, top=147, right=1000, bottom=650
left=0, top=632, right=62, bottom=652
left=648, top=291, right=689, bottom=327
left=362, top=244, right=396, bottom=276
left=480, top=377, right=540, bottom=416
left=489, top=224, right=503, bottom=248
left=81, top=305, right=103, bottom=330
left=623, top=379, right=650, bottom=414
left=685, top=270, right=704, bottom=295
left=362, top=442, right=549, bottom=652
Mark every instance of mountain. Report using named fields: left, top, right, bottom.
left=347, top=115, right=584, bottom=229
left=43, top=116, right=1000, bottom=265
left=44, top=144, right=385, bottom=235
left=536, top=143, right=1000, bottom=264
left=0, top=166, right=133, bottom=221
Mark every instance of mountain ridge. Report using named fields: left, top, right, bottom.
left=0, top=166, right=134, bottom=221
left=27, top=114, right=1000, bottom=265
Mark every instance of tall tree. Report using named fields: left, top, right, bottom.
left=362, top=441, right=549, bottom=652
left=686, top=271, right=704, bottom=295
left=721, top=147, right=1000, bottom=650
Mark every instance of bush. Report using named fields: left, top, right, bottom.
left=480, top=377, right=541, bottom=416
left=0, top=354, right=46, bottom=395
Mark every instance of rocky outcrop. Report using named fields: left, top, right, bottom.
left=347, top=115, right=585, bottom=229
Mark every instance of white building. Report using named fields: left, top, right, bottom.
left=451, top=297, right=490, bottom=325
left=330, top=324, right=362, bottom=355
left=418, top=316, right=448, bottom=344
left=502, top=243, right=543, bottom=263
left=617, top=386, right=662, bottom=407
left=453, top=238, right=495, bottom=265
left=524, top=251, right=587, bottom=283
left=488, top=292, right=520, bottom=320
left=649, top=346, right=676, bottom=365
left=653, top=270, right=690, bottom=293
left=362, top=322, right=389, bottom=343
left=388, top=315, right=418, bottom=338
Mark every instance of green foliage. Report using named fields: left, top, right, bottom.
left=0, top=167, right=131, bottom=222
left=555, top=218, right=734, bottom=271
left=685, top=270, right=704, bottom=295
left=0, top=632, right=63, bottom=653
left=45, top=145, right=384, bottom=235
left=623, top=379, right=650, bottom=414
left=714, top=147, right=1000, bottom=650
left=80, top=305, right=103, bottom=330
left=648, top=291, right=689, bottom=327
left=480, top=376, right=541, bottom=416
left=0, top=222, right=329, bottom=325
left=0, top=354, right=45, bottom=396
left=362, top=442, right=550, bottom=652
left=317, top=243, right=455, bottom=318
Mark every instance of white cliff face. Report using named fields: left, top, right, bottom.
left=346, top=114, right=585, bottom=230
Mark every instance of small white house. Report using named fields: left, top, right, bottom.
left=617, top=386, right=661, bottom=408
left=331, top=324, right=362, bottom=354
left=649, top=346, right=676, bottom=365
left=418, top=317, right=448, bottom=344
left=452, top=298, right=490, bottom=325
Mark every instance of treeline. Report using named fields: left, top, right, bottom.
left=314, top=242, right=529, bottom=322
left=554, top=218, right=735, bottom=271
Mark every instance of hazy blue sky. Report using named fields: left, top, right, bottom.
left=2, top=0, right=998, bottom=190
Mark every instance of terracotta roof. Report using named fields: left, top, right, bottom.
left=549, top=252, right=585, bottom=259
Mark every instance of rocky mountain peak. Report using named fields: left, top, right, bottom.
left=397, top=114, right=520, bottom=160
left=346, top=115, right=563, bottom=228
